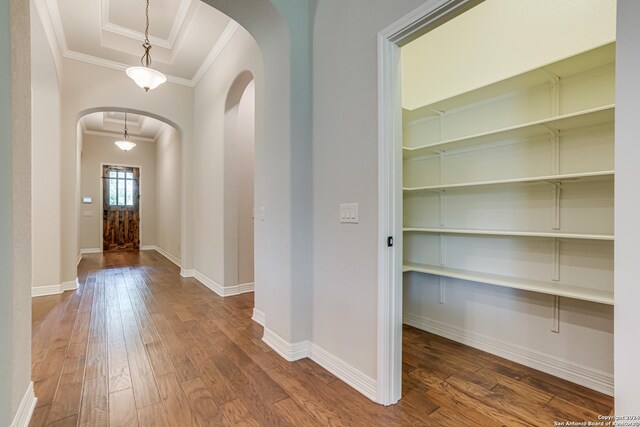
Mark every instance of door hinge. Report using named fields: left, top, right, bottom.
left=387, top=236, right=394, bottom=247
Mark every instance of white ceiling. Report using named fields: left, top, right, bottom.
left=40, top=0, right=239, bottom=86
left=80, top=111, right=167, bottom=141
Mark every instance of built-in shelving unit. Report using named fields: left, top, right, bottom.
left=404, top=228, right=614, bottom=241
left=402, top=263, right=614, bottom=305
left=403, top=170, right=614, bottom=192
left=403, top=105, right=614, bottom=158
left=402, top=42, right=615, bottom=305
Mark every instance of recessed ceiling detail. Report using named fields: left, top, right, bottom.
left=39, top=0, right=239, bottom=86
left=81, top=111, right=167, bottom=141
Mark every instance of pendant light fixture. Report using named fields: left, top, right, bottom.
left=126, top=0, right=167, bottom=92
left=115, top=113, right=136, bottom=151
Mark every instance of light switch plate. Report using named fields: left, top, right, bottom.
left=83, top=211, right=93, bottom=217
left=340, top=203, right=359, bottom=224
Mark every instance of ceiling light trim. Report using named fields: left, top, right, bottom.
left=191, top=20, right=240, bottom=86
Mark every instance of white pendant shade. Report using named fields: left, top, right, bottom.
left=115, top=140, right=136, bottom=151
left=126, top=66, right=167, bottom=92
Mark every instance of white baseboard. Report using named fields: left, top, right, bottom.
left=32, top=278, right=79, bottom=297
left=262, top=328, right=310, bottom=362
left=403, top=312, right=614, bottom=396
left=309, top=342, right=377, bottom=402
left=76, top=253, right=82, bottom=266
left=140, top=245, right=156, bottom=251
left=252, top=308, right=265, bottom=326
left=80, top=248, right=102, bottom=254
left=181, top=269, right=254, bottom=297
left=150, top=245, right=182, bottom=267
left=10, top=382, right=36, bottom=427
left=261, top=328, right=378, bottom=402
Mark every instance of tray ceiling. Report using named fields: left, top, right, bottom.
left=39, top=0, right=239, bottom=86
left=81, top=111, right=167, bottom=141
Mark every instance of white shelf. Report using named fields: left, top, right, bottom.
left=402, top=263, right=613, bottom=305
left=403, top=105, right=614, bottom=157
left=403, top=228, right=614, bottom=241
left=405, top=43, right=615, bottom=118
left=404, top=170, right=614, bottom=192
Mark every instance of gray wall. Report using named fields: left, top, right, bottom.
left=615, top=0, right=640, bottom=415
left=1, top=0, right=32, bottom=424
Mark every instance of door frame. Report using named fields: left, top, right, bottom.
left=376, top=0, right=484, bottom=405
left=99, top=162, right=144, bottom=251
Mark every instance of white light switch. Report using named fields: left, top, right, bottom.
left=340, top=203, right=359, bottom=224
left=260, top=207, right=266, bottom=221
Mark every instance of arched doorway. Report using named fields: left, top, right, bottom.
left=224, top=72, right=256, bottom=294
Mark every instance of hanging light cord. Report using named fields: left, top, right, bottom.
left=140, top=0, right=152, bottom=68
left=124, top=113, right=129, bottom=141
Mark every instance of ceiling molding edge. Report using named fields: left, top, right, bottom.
left=39, top=0, right=242, bottom=89
left=191, top=20, right=240, bottom=86
left=33, top=0, right=64, bottom=85
left=83, top=129, right=156, bottom=143
left=168, top=1, right=201, bottom=64
left=62, top=49, right=196, bottom=87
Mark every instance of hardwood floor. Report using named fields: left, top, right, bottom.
left=31, top=251, right=613, bottom=426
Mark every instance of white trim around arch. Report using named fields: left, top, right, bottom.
left=376, top=0, right=484, bottom=406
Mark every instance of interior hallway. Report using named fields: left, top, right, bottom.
left=30, top=252, right=614, bottom=426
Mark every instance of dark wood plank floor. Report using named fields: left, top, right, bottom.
left=31, top=251, right=614, bottom=426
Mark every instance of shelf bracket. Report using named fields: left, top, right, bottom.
left=542, top=124, right=561, bottom=176
left=429, top=108, right=446, bottom=141
left=545, top=71, right=561, bottom=117
left=439, top=151, right=446, bottom=186
left=552, top=238, right=560, bottom=282
left=438, top=276, right=446, bottom=304
left=439, top=191, right=446, bottom=227
left=551, top=296, right=560, bottom=333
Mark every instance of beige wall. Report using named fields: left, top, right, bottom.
left=31, top=0, right=61, bottom=288
left=156, top=125, right=182, bottom=262
left=79, top=133, right=157, bottom=250
left=2, top=0, right=32, bottom=423
left=193, top=26, right=262, bottom=289
left=402, top=0, right=617, bottom=110
left=223, top=78, right=256, bottom=287
left=615, top=0, right=640, bottom=414
left=237, top=81, right=255, bottom=285
left=311, top=0, right=425, bottom=379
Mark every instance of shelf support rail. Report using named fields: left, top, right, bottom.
left=439, top=191, right=446, bottom=227
left=429, top=108, right=446, bottom=142
left=438, top=276, right=446, bottom=304
left=542, top=124, right=561, bottom=176
left=545, top=71, right=561, bottom=117
left=551, top=295, right=560, bottom=333
left=542, top=179, right=562, bottom=230
left=552, top=238, right=560, bottom=282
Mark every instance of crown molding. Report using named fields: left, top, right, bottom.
left=62, top=49, right=195, bottom=87
left=33, top=0, right=63, bottom=85
left=41, top=0, right=240, bottom=89
left=192, top=20, right=239, bottom=86
left=83, top=129, right=156, bottom=143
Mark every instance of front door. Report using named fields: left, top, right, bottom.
left=103, top=165, right=140, bottom=251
